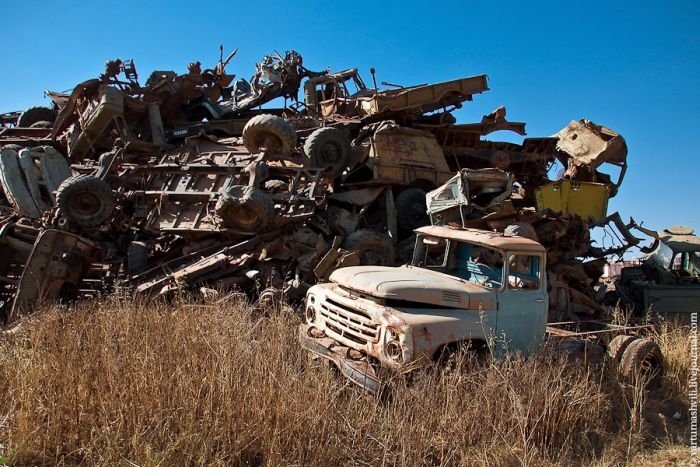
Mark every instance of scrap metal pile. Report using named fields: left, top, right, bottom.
left=0, top=46, right=652, bottom=324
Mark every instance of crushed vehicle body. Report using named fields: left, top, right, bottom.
left=613, top=226, right=700, bottom=322
left=0, top=45, right=673, bottom=331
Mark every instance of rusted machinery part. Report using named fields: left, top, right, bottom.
left=242, top=114, right=297, bottom=156
left=56, top=174, right=116, bottom=227
left=617, top=338, right=663, bottom=386
left=342, top=229, right=395, bottom=266
left=395, top=187, right=428, bottom=234
left=127, top=241, right=149, bottom=276
left=504, top=222, right=538, bottom=241
left=606, top=334, right=637, bottom=363
left=17, top=106, right=57, bottom=128
left=215, top=185, right=275, bottom=234
left=303, top=127, right=351, bottom=177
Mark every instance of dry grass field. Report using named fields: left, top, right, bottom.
left=0, top=295, right=692, bottom=466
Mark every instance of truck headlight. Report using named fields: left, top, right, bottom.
left=305, top=295, right=316, bottom=323
left=305, top=306, right=316, bottom=324
left=386, top=340, right=404, bottom=362
left=385, top=326, right=404, bottom=363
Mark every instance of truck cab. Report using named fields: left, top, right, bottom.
left=299, top=225, right=548, bottom=393
left=615, top=226, right=700, bottom=322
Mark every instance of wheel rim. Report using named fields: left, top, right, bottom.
left=257, top=134, right=283, bottom=152
left=70, top=193, right=103, bottom=220
left=319, top=141, right=342, bottom=165
left=234, top=205, right=260, bottom=227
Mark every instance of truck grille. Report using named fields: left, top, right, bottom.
left=319, top=296, right=380, bottom=345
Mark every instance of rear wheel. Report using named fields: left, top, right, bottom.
left=606, top=334, right=636, bottom=363
left=618, top=338, right=663, bottom=386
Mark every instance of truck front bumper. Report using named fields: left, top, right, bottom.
left=299, top=324, right=382, bottom=395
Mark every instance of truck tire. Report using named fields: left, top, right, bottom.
left=127, top=241, right=149, bottom=276
left=303, top=127, right=350, bottom=177
left=618, top=338, right=663, bottom=385
left=17, top=106, right=57, bottom=128
left=396, top=188, right=429, bottom=234
left=606, top=334, right=637, bottom=363
left=56, top=174, right=115, bottom=227
left=242, top=114, right=296, bottom=156
left=342, top=229, right=395, bottom=266
left=216, top=185, right=275, bottom=234
left=29, top=120, right=53, bottom=128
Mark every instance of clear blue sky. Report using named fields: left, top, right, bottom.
left=3, top=0, right=698, bottom=249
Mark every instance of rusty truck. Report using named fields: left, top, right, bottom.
left=299, top=225, right=662, bottom=394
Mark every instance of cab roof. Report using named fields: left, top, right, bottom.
left=415, top=225, right=546, bottom=253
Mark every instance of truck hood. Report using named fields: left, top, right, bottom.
left=329, top=265, right=496, bottom=309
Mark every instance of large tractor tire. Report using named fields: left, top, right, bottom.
left=216, top=185, right=275, bottom=234
left=242, top=114, right=297, bottom=156
left=17, top=106, right=57, bottom=128
left=303, top=127, right=351, bottom=177
left=342, top=229, right=395, bottom=266
left=29, top=121, right=53, bottom=129
left=56, top=175, right=115, bottom=227
left=396, top=187, right=429, bottom=234
left=617, top=338, right=663, bottom=386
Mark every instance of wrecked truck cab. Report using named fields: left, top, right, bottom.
left=299, top=225, right=548, bottom=393
left=615, top=226, right=700, bottom=322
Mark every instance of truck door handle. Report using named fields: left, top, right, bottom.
left=535, top=299, right=545, bottom=303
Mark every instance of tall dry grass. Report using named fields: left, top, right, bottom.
left=0, top=296, right=692, bottom=466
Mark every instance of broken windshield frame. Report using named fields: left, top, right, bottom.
left=411, top=234, right=505, bottom=289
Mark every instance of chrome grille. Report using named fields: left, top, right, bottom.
left=319, top=296, right=380, bottom=345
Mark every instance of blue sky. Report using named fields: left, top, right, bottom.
left=3, top=0, right=698, bottom=250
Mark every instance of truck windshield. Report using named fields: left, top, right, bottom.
left=412, top=235, right=504, bottom=288
left=647, top=242, right=674, bottom=270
